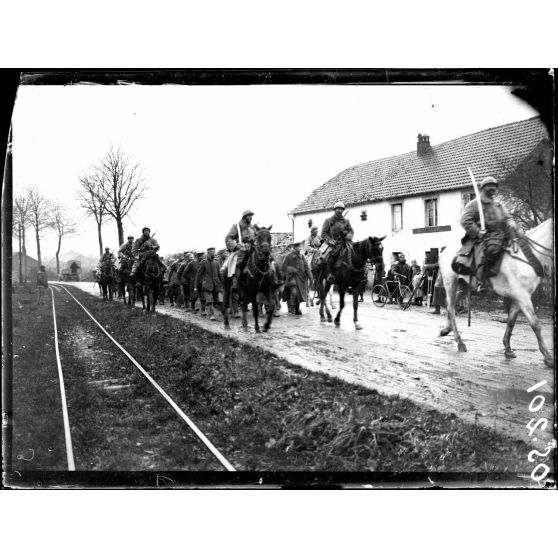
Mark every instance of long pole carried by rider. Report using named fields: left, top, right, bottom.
left=466, top=167, right=484, bottom=327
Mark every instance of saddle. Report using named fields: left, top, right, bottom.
left=451, top=235, right=506, bottom=284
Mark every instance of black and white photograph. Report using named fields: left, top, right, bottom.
left=1, top=70, right=555, bottom=490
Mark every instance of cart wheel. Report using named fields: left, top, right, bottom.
left=372, top=284, right=387, bottom=307
left=398, top=286, right=413, bottom=309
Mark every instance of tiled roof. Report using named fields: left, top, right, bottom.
left=292, top=117, right=550, bottom=215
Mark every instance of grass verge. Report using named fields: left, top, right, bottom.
left=48, top=284, right=534, bottom=473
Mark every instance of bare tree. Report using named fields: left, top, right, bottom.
left=95, top=146, right=147, bottom=246
left=51, top=203, right=79, bottom=276
left=494, top=141, right=553, bottom=230
left=13, top=192, right=31, bottom=282
left=26, top=186, right=53, bottom=266
left=77, top=171, right=110, bottom=256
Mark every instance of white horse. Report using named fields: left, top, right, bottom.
left=439, top=218, right=554, bottom=367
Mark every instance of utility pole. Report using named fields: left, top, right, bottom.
left=2, top=126, right=13, bottom=476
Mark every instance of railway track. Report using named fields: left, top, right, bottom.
left=49, top=284, right=235, bottom=471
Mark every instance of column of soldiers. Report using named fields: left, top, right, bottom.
left=100, top=177, right=518, bottom=320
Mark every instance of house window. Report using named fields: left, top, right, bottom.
left=424, top=198, right=438, bottom=227
left=391, top=203, right=402, bottom=231
left=461, top=191, right=476, bottom=209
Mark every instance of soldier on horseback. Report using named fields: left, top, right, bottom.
left=225, top=210, right=282, bottom=291
left=320, top=201, right=354, bottom=284
left=303, top=226, right=322, bottom=254
left=459, top=176, right=519, bottom=290
left=97, top=246, right=117, bottom=273
left=225, top=209, right=256, bottom=289
left=131, top=227, right=166, bottom=278
left=118, top=235, right=135, bottom=270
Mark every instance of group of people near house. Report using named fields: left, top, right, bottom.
left=76, top=175, right=519, bottom=320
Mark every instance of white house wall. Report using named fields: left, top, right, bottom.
left=293, top=189, right=469, bottom=267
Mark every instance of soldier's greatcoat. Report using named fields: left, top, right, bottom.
left=281, top=251, right=313, bottom=303
left=132, top=235, right=160, bottom=257
left=195, top=257, right=223, bottom=293
left=225, top=218, right=256, bottom=245
left=320, top=214, right=354, bottom=244
left=118, top=241, right=134, bottom=260
left=461, top=196, right=513, bottom=240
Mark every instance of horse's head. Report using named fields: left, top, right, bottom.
left=143, top=250, right=160, bottom=277
left=101, top=260, right=114, bottom=276
left=254, top=224, right=273, bottom=255
left=367, top=235, right=386, bottom=280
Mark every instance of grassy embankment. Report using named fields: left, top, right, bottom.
left=12, top=283, right=533, bottom=473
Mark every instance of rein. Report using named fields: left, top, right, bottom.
left=517, top=232, right=553, bottom=256
left=504, top=237, right=545, bottom=278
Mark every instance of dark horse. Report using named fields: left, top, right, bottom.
left=99, top=260, right=117, bottom=301
left=313, top=235, right=385, bottom=329
left=231, top=225, right=277, bottom=333
left=135, top=250, right=161, bottom=312
left=118, top=257, right=136, bottom=306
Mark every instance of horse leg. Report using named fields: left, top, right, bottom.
left=503, top=300, right=520, bottom=359
left=334, top=288, right=345, bottom=327
left=514, top=292, right=553, bottom=367
left=318, top=282, right=326, bottom=323
left=253, top=296, right=261, bottom=333
left=440, top=274, right=466, bottom=352
left=263, top=298, right=274, bottom=332
left=324, top=283, right=333, bottom=322
left=353, top=290, right=362, bottom=330
left=241, top=295, right=248, bottom=329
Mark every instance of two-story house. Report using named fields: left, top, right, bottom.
left=290, top=117, right=550, bottom=266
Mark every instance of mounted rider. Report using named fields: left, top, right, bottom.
left=224, top=209, right=257, bottom=289
left=320, top=201, right=355, bottom=284
left=458, top=176, right=519, bottom=290
left=130, top=227, right=166, bottom=277
left=97, top=246, right=117, bottom=273
left=117, top=235, right=135, bottom=270
left=303, top=226, right=322, bottom=255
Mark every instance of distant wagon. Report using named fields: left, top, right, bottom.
left=61, top=260, right=81, bottom=281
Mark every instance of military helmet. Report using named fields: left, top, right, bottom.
left=311, top=226, right=318, bottom=232
left=105, top=247, right=110, bottom=251
left=242, top=209, right=254, bottom=218
left=142, top=227, right=151, bottom=233
left=480, top=176, right=498, bottom=189
left=127, top=235, right=134, bottom=240
left=334, top=201, right=345, bottom=210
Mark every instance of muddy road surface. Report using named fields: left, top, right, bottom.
left=70, top=282, right=555, bottom=445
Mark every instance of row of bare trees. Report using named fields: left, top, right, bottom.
left=77, top=146, right=147, bottom=256
left=12, top=147, right=147, bottom=283
left=13, top=187, right=78, bottom=281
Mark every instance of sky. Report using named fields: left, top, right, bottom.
left=11, top=83, right=539, bottom=263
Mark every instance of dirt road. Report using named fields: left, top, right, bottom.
left=71, top=282, right=555, bottom=445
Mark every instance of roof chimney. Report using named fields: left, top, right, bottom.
left=417, top=133, right=432, bottom=156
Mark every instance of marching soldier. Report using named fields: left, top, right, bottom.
left=460, top=176, right=519, bottom=290
left=184, top=251, right=205, bottom=313
left=320, top=201, right=354, bottom=284
left=195, top=248, right=223, bottom=321
left=281, top=241, right=313, bottom=315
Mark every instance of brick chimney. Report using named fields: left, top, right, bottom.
left=417, top=133, right=432, bottom=156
